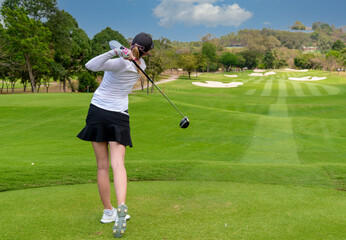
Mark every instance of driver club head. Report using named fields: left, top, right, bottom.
left=179, top=117, right=189, bottom=129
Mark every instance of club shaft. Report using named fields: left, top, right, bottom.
left=132, top=60, right=185, bottom=118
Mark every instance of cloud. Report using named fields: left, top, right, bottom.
left=263, top=22, right=271, bottom=25
left=153, top=0, right=252, bottom=28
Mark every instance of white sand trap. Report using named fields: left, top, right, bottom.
left=288, top=76, right=326, bottom=81
left=224, top=74, right=238, bottom=78
left=192, top=81, right=244, bottom=88
left=284, top=68, right=309, bottom=72
left=265, top=71, right=277, bottom=75
left=249, top=72, right=276, bottom=76
left=253, top=69, right=267, bottom=73
left=311, top=77, right=327, bottom=80
left=249, top=73, right=266, bottom=76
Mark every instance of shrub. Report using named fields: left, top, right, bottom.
left=78, top=72, right=99, bottom=92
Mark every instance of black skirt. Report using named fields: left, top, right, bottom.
left=77, top=104, right=133, bottom=147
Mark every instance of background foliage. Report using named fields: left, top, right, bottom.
left=0, top=0, right=345, bottom=93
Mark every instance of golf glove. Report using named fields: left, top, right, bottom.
left=113, top=47, right=133, bottom=59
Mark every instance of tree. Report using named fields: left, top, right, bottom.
left=219, top=52, right=238, bottom=71
left=153, top=37, right=175, bottom=72
left=263, top=35, right=281, bottom=52
left=309, top=55, right=324, bottom=70
left=1, top=36, right=23, bottom=93
left=320, top=23, right=334, bottom=34
left=143, top=50, right=163, bottom=93
left=91, top=27, right=128, bottom=58
left=238, top=29, right=281, bottom=54
left=317, top=34, right=333, bottom=53
left=195, top=53, right=207, bottom=72
left=1, top=6, right=52, bottom=93
left=326, top=50, right=344, bottom=69
left=312, top=21, right=323, bottom=31
left=291, top=21, right=306, bottom=31
left=201, top=33, right=215, bottom=42
left=263, top=50, right=276, bottom=69
left=274, top=30, right=310, bottom=49
left=78, top=72, right=98, bottom=92
left=202, top=42, right=217, bottom=72
left=235, top=54, right=245, bottom=68
left=294, top=53, right=315, bottom=69
left=240, top=50, right=261, bottom=69
left=2, top=0, right=57, bottom=21
left=179, top=53, right=198, bottom=79
left=46, top=10, right=91, bottom=92
left=332, top=39, right=345, bottom=51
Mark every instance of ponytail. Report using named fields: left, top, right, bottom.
left=131, top=45, right=146, bottom=81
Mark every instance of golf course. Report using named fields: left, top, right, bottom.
left=0, top=70, right=345, bottom=239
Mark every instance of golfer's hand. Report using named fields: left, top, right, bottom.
left=113, top=47, right=135, bottom=60
left=124, top=50, right=135, bottom=61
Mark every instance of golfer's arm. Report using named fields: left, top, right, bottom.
left=85, top=50, right=124, bottom=72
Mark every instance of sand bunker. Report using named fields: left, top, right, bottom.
left=253, top=69, right=267, bottom=73
left=192, top=81, right=244, bottom=88
left=248, top=72, right=277, bottom=76
left=284, top=68, right=309, bottom=72
left=224, top=74, right=238, bottom=78
left=288, top=76, right=327, bottom=81
left=265, top=72, right=277, bottom=75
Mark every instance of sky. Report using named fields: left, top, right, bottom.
left=1, top=0, right=345, bottom=42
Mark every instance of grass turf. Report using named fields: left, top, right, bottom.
left=1, top=181, right=345, bottom=240
left=0, top=70, right=345, bottom=239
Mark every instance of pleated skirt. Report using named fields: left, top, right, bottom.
left=77, top=104, right=132, bottom=147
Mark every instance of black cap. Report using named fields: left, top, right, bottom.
left=132, top=32, right=154, bottom=53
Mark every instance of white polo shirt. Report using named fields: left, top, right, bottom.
left=85, top=50, right=146, bottom=115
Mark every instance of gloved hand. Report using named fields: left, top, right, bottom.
left=113, top=47, right=134, bottom=60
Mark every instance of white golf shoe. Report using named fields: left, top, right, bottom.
left=100, top=207, right=130, bottom=223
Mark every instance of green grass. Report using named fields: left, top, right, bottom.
left=1, top=182, right=345, bottom=240
left=0, top=70, right=345, bottom=239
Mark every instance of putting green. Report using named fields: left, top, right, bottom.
left=1, top=181, right=345, bottom=240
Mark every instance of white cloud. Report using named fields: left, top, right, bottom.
left=263, top=22, right=271, bottom=25
left=153, top=0, right=252, bottom=28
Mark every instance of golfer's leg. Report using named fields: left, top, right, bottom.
left=109, top=141, right=127, bottom=205
left=92, top=141, right=112, bottom=210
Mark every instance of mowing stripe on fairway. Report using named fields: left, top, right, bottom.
left=254, top=78, right=264, bottom=84
left=245, top=89, right=256, bottom=95
left=301, top=83, right=313, bottom=96
left=307, top=83, right=323, bottom=96
left=315, top=85, right=328, bottom=95
left=241, top=79, right=299, bottom=164
left=291, top=81, right=305, bottom=97
left=284, top=81, right=340, bottom=97
left=278, top=79, right=288, bottom=97
left=261, top=78, right=273, bottom=96
left=319, top=119, right=334, bottom=151
left=323, top=84, right=341, bottom=95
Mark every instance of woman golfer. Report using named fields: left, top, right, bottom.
left=77, top=32, right=154, bottom=238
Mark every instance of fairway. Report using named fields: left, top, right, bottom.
left=0, top=70, right=345, bottom=239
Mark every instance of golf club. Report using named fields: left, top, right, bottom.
left=109, top=40, right=189, bottom=129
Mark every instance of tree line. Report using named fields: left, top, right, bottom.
left=0, top=0, right=345, bottom=93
